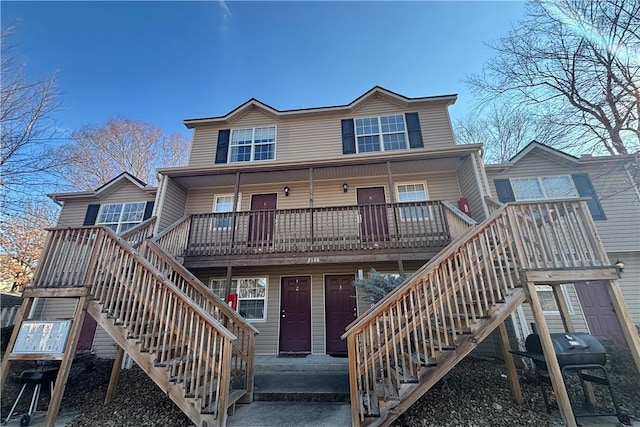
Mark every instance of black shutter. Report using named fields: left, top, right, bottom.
left=341, top=119, right=356, bottom=154
left=494, top=179, right=516, bottom=203
left=143, top=201, right=154, bottom=220
left=572, top=173, right=606, bottom=220
left=83, top=204, right=100, bottom=226
left=215, top=129, right=231, bottom=164
left=405, top=112, right=424, bottom=149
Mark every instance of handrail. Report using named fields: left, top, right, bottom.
left=441, top=200, right=476, bottom=240
left=341, top=199, right=610, bottom=423
left=120, top=216, right=157, bottom=247
left=152, top=215, right=193, bottom=259
left=30, top=225, right=237, bottom=418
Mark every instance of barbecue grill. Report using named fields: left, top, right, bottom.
left=4, top=366, right=59, bottom=426
left=513, top=332, right=629, bottom=425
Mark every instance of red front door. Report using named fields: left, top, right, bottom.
left=325, top=275, right=357, bottom=355
left=357, top=187, right=389, bottom=243
left=249, top=193, right=277, bottom=246
left=279, top=276, right=311, bottom=353
left=574, top=281, right=626, bottom=346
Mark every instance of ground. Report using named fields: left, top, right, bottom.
left=1, top=347, right=638, bottom=426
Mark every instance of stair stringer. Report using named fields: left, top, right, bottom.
left=86, top=301, right=219, bottom=427
left=369, top=288, right=526, bottom=427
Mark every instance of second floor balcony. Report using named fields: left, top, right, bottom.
left=177, top=200, right=469, bottom=266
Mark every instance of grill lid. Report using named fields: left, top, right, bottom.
left=524, top=332, right=607, bottom=368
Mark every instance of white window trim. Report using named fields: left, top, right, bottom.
left=395, top=182, right=429, bottom=221
left=509, top=175, right=578, bottom=201
left=228, top=125, right=277, bottom=163
left=96, top=201, right=147, bottom=234
left=208, top=276, right=268, bottom=322
left=354, top=115, right=409, bottom=153
left=536, top=284, right=574, bottom=315
left=212, top=194, right=242, bottom=229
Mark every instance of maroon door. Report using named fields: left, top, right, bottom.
left=325, top=275, right=357, bottom=355
left=279, top=276, right=311, bottom=353
left=249, top=194, right=277, bottom=246
left=76, top=312, right=98, bottom=352
left=574, top=281, right=626, bottom=345
left=357, top=187, right=388, bottom=244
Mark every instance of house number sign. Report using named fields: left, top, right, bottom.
left=307, top=257, right=321, bottom=264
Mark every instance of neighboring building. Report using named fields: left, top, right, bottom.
left=486, top=142, right=640, bottom=344
left=46, top=172, right=156, bottom=355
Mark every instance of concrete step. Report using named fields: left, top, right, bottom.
left=254, top=370, right=350, bottom=402
left=227, top=401, right=351, bottom=427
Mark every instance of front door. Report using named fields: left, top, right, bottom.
left=325, top=275, right=357, bottom=355
left=279, top=276, right=311, bottom=353
left=249, top=193, right=277, bottom=246
left=574, top=281, right=626, bottom=345
left=357, top=187, right=389, bottom=243
left=76, top=312, right=98, bottom=352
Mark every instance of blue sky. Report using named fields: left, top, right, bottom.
left=2, top=1, right=527, bottom=139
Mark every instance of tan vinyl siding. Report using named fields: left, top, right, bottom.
left=56, top=181, right=154, bottom=228
left=609, top=251, right=640, bottom=325
left=486, top=153, right=640, bottom=253
left=457, top=155, right=485, bottom=222
left=158, top=178, right=187, bottom=231
left=38, top=298, right=77, bottom=319
left=520, top=284, right=589, bottom=334
left=188, top=98, right=457, bottom=168
left=193, top=262, right=402, bottom=355
left=92, top=326, right=118, bottom=358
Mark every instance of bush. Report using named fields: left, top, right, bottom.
left=354, top=268, right=408, bottom=304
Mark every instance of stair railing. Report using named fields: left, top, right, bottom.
left=31, top=226, right=237, bottom=420
left=153, top=214, right=193, bottom=259
left=441, top=200, right=477, bottom=239
left=342, top=199, right=609, bottom=425
left=141, top=239, right=259, bottom=400
left=120, top=216, right=157, bottom=247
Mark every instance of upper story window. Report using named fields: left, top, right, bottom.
left=229, top=126, right=276, bottom=163
left=511, top=176, right=578, bottom=200
left=97, top=202, right=146, bottom=234
left=355, top=115, right=407, bottom=153
left=213, top=194, right=240, bottom=228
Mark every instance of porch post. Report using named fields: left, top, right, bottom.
left=386, top=161, right=399, bottom=239
left=230, top=172, right=240, bottom=249
left=225, top=265, right=233, bottom=299
left=309, top=167, right=314, bottom=246
left=498, top=321, right=523, bottom=403
left=105, top=346, right=125, bottom=404
left=524, top=280, right=576, bottom=427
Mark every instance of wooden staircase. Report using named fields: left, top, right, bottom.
left=342, top=199, right=618, bottom=427
left=22, top=225, right=258, bottom=427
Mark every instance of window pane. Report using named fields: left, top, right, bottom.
left=254, top=143, right=274, bottom=160
left=254, top=127, right=275, bottom=143
left=397, top=184, right=426, bottom=201
left=231, top=146, right=251, bottom=162
left=512, top=178, right=544, bottom=200
left=121, top=202, right=145, bottom=222
left=231, top=129, right=253, bottom=145
left=357, top=135, right=381, bottom=152
left=383, top=133, right=406, bottom=151
left=215, top=196, right=234, bottom=212
left=98, top=204, right=123, bottom=223
left=541, top=176, right=577, bottom=198
left=380, top=115, right=405, bottom=133
left=238, top=300, right=264, bottom=320
left=537, top=286, right=558, bottom=311
left=355, top=117, right=379, bottom=135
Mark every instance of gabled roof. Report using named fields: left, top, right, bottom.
left=48, top=172, right=156, bottom=204
left=183, top=86, right=457, bottom=128
left=485, top=141, right=633, bottom=172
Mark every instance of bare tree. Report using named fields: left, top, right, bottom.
left=467, top=0, right=640, bottom=156
left=455, top=104, right=572, bottom=162
left=1, top=26, right=61, bottom=214
left=51, top=118, right=190, bottom=190
left=0, top=203, right=56, bottom=293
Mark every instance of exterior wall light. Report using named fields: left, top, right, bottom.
left=284, top=186, right=290, bottom=197
left=614, top=259, right=624, bottom=274
left=343, top=183, right=348, bottom=193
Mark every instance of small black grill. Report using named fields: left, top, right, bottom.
left=513, top=332, right=629, bottom=425
left=525, top=332, right=606, bottom=369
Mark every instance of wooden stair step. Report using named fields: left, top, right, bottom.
left=375, top=381, right=400, bottom=401
left=389, top=364, right=418, bottom=384
left=201, top=389, right=247, bottom=415
left=362, top=391, right=380, bottom=418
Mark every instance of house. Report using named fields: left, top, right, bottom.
left=2, top=88, right=638, bottom=427
left=485, top=142, right=640, bottom=345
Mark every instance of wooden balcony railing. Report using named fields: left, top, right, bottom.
left=185, top=201, right=451, bottom=257
left=342, top=199, right=610, bottom=425
left=31, top=226, right=238, bottom=419
left=120, top=216, right=157, bottom=247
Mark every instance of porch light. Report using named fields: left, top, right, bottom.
left=343, top=183, right=348, bottom=193
left=614, top=259, right=624, bottom=274
left=284, top=186, right=290, bottom=197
